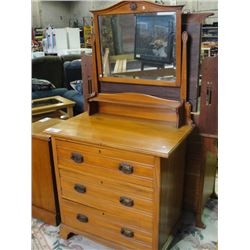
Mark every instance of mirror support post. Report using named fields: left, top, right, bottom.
left=181, top=31, right=192, bottom=125
left=180, top=31, right=188, bottom=101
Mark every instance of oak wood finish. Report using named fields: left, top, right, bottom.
left=32, top=118, right=61, bottom=225
left=61, top=199, right=152, bottom=249
left=50, top=112, right=192, bottom=158
left=49, top=1, right=195, bottom=248
left=60, top=223, right=130, bottom=250
left=89, top=92, right=184, bottom=127
left=49, top=112, right=193, bottom=249
left=91, top=1, right=183, bottom=87
left=158, top=141, right=186, bottom=248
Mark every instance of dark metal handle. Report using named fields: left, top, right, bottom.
left=206, top=83, right=213, bottom=106
left=121, top=227, right=134, bottom=238
left=71, top=152, right=84, bottom=163
left=74, top=184, right=86, bottom=193
left=119, top=163, right=133, bottom=174
left=120, top=196, right=134, bottom=207
left=76, top=214, right=88, bottom=223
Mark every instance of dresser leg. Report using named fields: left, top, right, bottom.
left=60, top=224, right=71, bottom=240
left=195, top=213, right=206, bottom=229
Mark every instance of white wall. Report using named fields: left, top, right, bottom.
left=32, top=1, right=72, bottom=28
left=70, top=1, right=92, bottom=16
left=176, top=0, right=218, bottom=24
left=32, top=1, right=41, bottom=27
left=32, top=0, right=218, bottom=28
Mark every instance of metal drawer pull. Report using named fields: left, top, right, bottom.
left=76, top=214, right=88, bottom=223
left=71, top=152, right=84, bottom=163
left=119, top=163, right=133, bottom=174
left=74, top=184, right=86, bottom=193
left=121, top=227, right=134, bottom=238
left=120, top=196, right=134, bottom=207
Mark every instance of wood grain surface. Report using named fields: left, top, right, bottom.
left=47, top=112, right=193, bottom=158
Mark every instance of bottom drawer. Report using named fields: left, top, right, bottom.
left=61, top=199, right=152, bottom=249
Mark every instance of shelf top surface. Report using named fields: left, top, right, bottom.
left=47, top=112, right=193, bottom=158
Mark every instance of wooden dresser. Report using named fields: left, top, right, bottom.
left=45, top=1, right=208, bottom=248
left=49, top=113, right=192, bottom=249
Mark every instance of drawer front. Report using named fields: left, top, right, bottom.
left=56, top=139, right=155, bottom=165
left=61, top=199, right=152, bottom=249
left=60, top=169, right=153, bottom=230
left=56, top=140, right=155, bottom=188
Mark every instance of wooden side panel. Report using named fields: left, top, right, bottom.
left=158, top=141, right=186, bottom=248
left=32, top=137, right=59, bottom=225
left=183, top=132, right=203, bottom=211
left=182, top=13, right=211, bottom=112
left=81, top=52, right=93, bottom=111
left=184, top=130, right=217, bottom=227
left=32, top=205, right=57, bottom=226
left=199, top=56, right=218, bottom=135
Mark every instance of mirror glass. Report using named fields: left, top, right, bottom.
left=98, top=12, right=176, bottom=82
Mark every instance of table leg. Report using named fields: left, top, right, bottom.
left=67, top=106, right=73, bottom=118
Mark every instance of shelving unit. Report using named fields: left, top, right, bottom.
left=202, top=26, right=218, bottom=43
left=34, top=28, right=44, bottom=41
left=201, top=24, right=218, bottom=59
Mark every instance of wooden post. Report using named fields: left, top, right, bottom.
left=180, top=31, right=188, bottom=101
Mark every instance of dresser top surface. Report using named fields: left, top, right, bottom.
left=48, top=113, right=193, bottom=158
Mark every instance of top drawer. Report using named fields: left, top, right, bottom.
left=55, top=139, right=155, bottom=188
left=55, top=139, right=155, bottom=165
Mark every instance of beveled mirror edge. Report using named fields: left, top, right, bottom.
left=91, top=1, right=184, bottom=87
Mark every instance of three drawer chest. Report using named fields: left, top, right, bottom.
left=49, top=113, right=192, bottom=249
left=45, top=1, right=202, bottom=248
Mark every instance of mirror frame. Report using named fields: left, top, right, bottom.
left=91, top=1, right=183, bottom=87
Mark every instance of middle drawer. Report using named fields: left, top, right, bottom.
left=59, top=169, right=153, bottom=231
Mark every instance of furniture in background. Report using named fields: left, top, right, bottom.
left=32, top=96, right=75, bottom=122
left=32, top=54, right=84, bottom=115
left=63, top=59, right=84, bottom=115
left=43, top=27, right=80, bottom=54
left=200, top=23, right=218, bottom=60
left=184, top=56, right=218, bottom=228
left=32, top=118, right=62, bottom=225
left=47, top=1, right=205, bottom=249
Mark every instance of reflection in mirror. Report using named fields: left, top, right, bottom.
left=98, top=12, right=176, bottom=82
